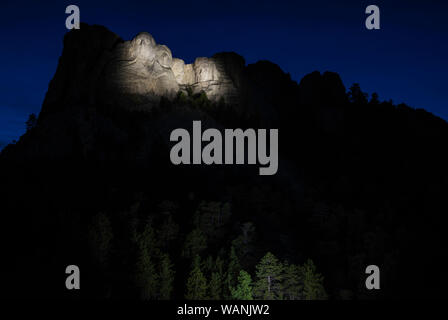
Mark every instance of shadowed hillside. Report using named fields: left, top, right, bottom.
left=1, top=24, right=448, bottom=299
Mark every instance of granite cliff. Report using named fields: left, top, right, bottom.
left=42, top=24, right=246, bottom=116
left=3, top=24, right=448, bottom=300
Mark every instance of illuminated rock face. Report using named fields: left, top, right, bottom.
left=99, top=31, right=244, bottom=109
left=42, top=25, right=245, bottom=114
left=189, top=53, right=244, bottom=104
left=99, top=32, right=180, bottom=108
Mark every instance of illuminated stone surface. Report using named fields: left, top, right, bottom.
left=99, top=32, right=179, bottom=108
left=98, top=30, right=245, bottom=108
left=42, top=24, right=247, bottom=114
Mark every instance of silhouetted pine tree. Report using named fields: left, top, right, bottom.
left=282, top=262, right=303, bottom=300
left=209, top=271, right=223, bottom=300
left=159, top=253, right=175, bottom=300
left=158, top=215, right=179, bottom=250
left=348, top=83, right=368, bottom=105
left=136, top=221, right=159, bottom=299
left=226, top=246, right=241, bottom=299
left=231, top=270, right=253, bottom=300
left=253, top=252, right=284, bottom=300
left=182, top=228, right=207, bottom=259
left=185, top=255, right=208, bottom=300
left=25, top=113, right=37, bottom=132
left=232, top=222, right=256, bottom=268
left=370, top=92, right=380, bottom=105
left=302, top=259, right=327, bottom=300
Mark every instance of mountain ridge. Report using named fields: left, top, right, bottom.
left=1, top=23, right=448, bottom=299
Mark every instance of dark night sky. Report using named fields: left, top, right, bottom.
left=0, top=0, right=447, bottom=149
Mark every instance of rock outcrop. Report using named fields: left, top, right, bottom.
left=99, top=32, right=180, bottom=108
left=43, top=24, right=246, bottom=114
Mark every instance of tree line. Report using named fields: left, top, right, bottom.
left=87, top=200, right=327, bottom=300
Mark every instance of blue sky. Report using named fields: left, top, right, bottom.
left=0, top=0, right=447, bottom=148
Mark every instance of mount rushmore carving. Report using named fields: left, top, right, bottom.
left=42, top=24, right=245, bottom=114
